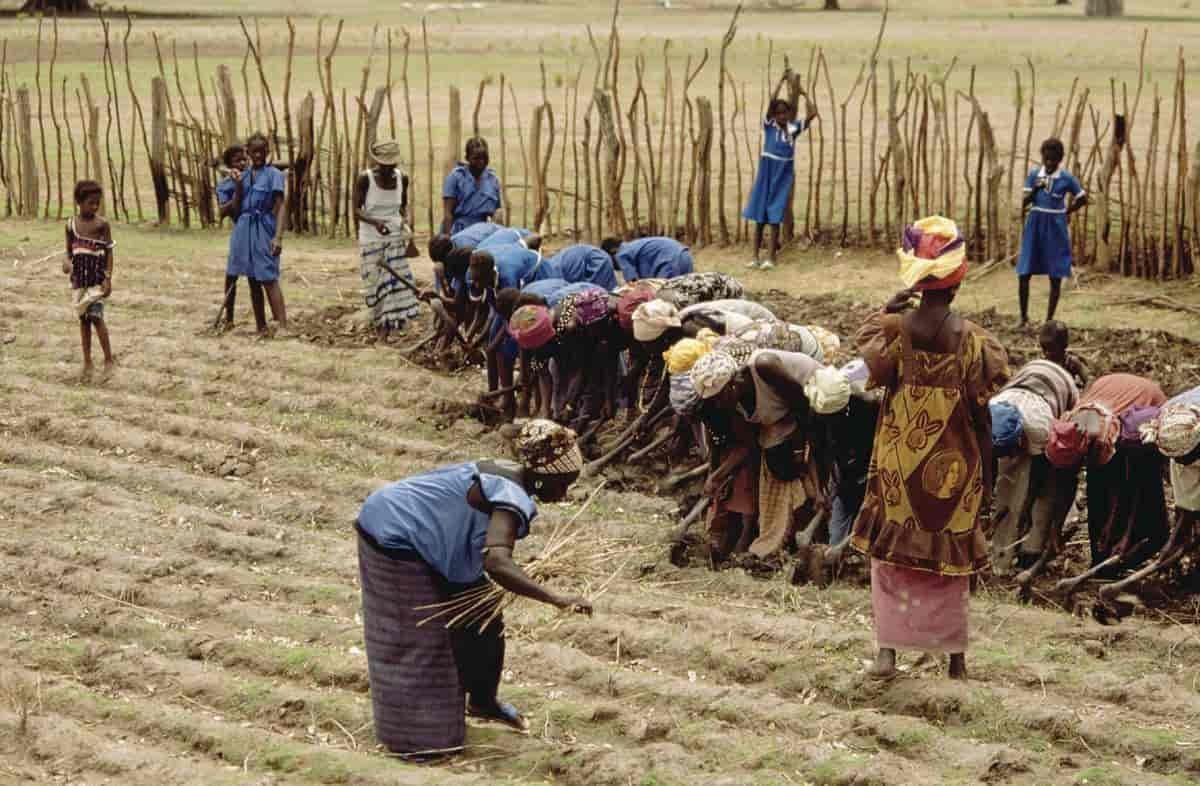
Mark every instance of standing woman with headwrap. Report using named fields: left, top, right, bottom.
left=355, top=140, right=420, bottom=340
left=851, top=216, right=1009, bottom=681
left=442, top=137, right=502, bottom=235
left=354, top=420, right=593, bottom=757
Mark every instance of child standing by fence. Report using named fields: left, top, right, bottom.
left=216, top=144, right=247, bottom=331
left=742, top=71, right=817, bottom=271
left=63, top=180, right=115, bottom=378
left=1017, top=138, right=1088, bottom=326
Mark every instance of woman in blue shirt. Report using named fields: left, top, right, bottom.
left=1018, top=138, right=1088, bottom=326
left=220, top=133, right=289, bottom=336
left=442, top=137, right=502, bottom=235
left=355, top=420, right=592, bottom=757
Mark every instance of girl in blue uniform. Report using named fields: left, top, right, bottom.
left=441, top=137, right=502, bottom=235
left=1018, top=138, right=1088, bottom=326
left=601, top=236, right=694, bottom=282
left=221, top=133, right=289, bottom=336
left=544, top=244, right=620, bottom=291
left=742, top=73, right=818, bottom=271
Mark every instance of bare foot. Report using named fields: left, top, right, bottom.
left=867, top=648, right=898, bottom=680
left=81, top=362, right=94, bottom=382
left=948, top=652, right=968, bottom=680
left=101, top=359, right=116, bottom=380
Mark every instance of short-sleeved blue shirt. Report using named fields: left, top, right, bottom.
left=478, top=227, right=531, bottom=250
left=615, top=237, right=694, bottom=282
left=443, top=164, right=502, bottom=234
left=216, top=176, right=237, bottom=207
left=544, top=244, right=619, bottom=291
left=761, top=117, right=807, bottom=160
left=451, top=222, right=502, bottom=250
left=356, top=462, right=537, bottom=584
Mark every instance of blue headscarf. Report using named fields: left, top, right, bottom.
left=990, top=401, right=1024, bottom=450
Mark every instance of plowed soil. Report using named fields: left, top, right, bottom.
left=3, top=234, right=1200, bottom=786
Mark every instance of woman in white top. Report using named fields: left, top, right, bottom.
left=355, top=140, right=420, bottom=339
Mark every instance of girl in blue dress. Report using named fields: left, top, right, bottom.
left=441, top=137, right=502, bottom=235
left=222, top=133, right=289, bottom=336
left=1018, top=138, right=1088, bottom=326
left=743, top=72, right=818, bottom=271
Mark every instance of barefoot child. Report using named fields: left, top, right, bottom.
left=1017, top=138, right=1088, bottom=325
left=742, top=70, right=817, bottom=271
left=225, top=132, right=288, bottom=337
left=216, top=144, right=247, bottom=330
left=63, top=180, right=115, bottom=376
left=1039, top=319, right=1091, bottom=391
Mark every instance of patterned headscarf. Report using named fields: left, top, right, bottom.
left=711, top=336, right=757, bottom=368
left=508, top=305, right=556, bottom=350
left=1046, top=419, right=1089, bottom=468
left=804, top=366, right=852, bottom=415
left=616, top=285, right=657, bottom=331
left=805, top=325, right=841, bottom=362
left=989, top=401, right=1024, bottom=450
left=690, top=351, right=740, bottom=400
left=664, top=338, right=712, bottom=375
left=1141, top=403, right=1200, bottom=458
left=552, top=291, right=605, bottom=336
left=669, top=373, right=701, bottom=415
left=517, top=419, right=583, bottom=475
left=897, top=215, right=968, bottom=290
left=632, top=299, right=682, bottom=342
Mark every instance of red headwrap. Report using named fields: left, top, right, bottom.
left=1046, top=419, right=1089, bottom=468
left=617, top=286, right=656, bottom=331
left=508, top=305, right=555, bottom=350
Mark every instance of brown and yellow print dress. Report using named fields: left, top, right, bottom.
left=851, top=311, right=1009, bottom=576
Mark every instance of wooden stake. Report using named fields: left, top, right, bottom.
left=422, top=18, right=434, bottom=236
left=716, top=3, right=742, bottom=245
left=16, top=86, right=36, bottom=218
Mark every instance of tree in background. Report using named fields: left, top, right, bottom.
left=20, top=0, right=92, bottom=12
left=1085, top=0, right=1124, bottom=15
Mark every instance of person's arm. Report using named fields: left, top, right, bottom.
left=219, top=174, right=244, bottom=219
left=101, top=222, right=114, bottom=297
left=536, top=363, right=554, bottom=419
left=62, top=224, right=71, bottom=275
left=1022, top=169, right=1038, bottom=210
left=755, top=353, right=809, bottom=404
left=1066, top=173, right=1089, bottom=215
left=483, top=510, right=592, bottom=613
left=270, top=173, right=286, bottom=256
left=770, top=68, right=791, bottom=103
left=441, top=196, right=457, bottom=235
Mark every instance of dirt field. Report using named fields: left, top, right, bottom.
left=3, top=213, right=1200, bottom=786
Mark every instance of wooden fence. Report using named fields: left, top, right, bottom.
left=0, top=4, right=1197, bottom=279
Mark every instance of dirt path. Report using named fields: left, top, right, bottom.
left=2, top=225, right=1200, bottom=785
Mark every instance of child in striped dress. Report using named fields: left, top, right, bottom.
left=1017, top=138, right=1088, bottom=326
left=62, top=180, right=115, bottom=378
left=742, top=70, right=818, bottom=271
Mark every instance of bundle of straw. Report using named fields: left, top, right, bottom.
left=416, top=480, right=636, bottom=631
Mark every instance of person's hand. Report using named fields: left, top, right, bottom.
left=884, top=288, right=917, bottom=314
left=557, top=595, right=593, bottom=616
left=62, top=258, right=71, bottom=275
left=375, top=220, right=391, bottom=236
left=271, top=239, right=283, bottom=256
left=101, top=279, right=112, bottom=297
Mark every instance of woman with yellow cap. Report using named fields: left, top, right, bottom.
left=851, top=216, right=1009, bottom=681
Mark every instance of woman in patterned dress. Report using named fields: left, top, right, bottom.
left=851, top=216, right=1009, bottom=681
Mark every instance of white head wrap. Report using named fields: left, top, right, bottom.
left=632, top=299, right=682, bottom=342
left=804, top=366, right=852, bottom=415
left=1142, top=404, right=1200, bottom=458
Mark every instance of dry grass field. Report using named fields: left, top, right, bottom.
left=3, top=2, right=1200, bottom=785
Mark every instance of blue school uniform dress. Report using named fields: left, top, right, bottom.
left=615, top=237, right=694, bottom=282
left=226, top=166, right=286, bottom=282
left=451, top=222, right=502, bottom=249
left=743, top=117, right=808, bottom=225
left=443, top=163, right=502, bottom=234
left=1017, top=166, right=1085, bottom=279
left=543, top=244, right=619, bottom=291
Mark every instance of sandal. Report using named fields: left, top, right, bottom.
left=467, top=701, right=529, bottom=732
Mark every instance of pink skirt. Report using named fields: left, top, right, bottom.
left=870, top=558, right=969, bottom=654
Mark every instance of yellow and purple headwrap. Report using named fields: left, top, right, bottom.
left=898, top=216, right=968, bottom=291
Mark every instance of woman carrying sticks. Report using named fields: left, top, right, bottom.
left=355, top=140, right=421, bottom=341
left=355, top=420, right=592, bottom=757
left=851, top=217, right=1009, bottom=681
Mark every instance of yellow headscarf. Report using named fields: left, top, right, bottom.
left=897, top=215, right=967, bottom=289
left=664, top=338, right=712, bottom=375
